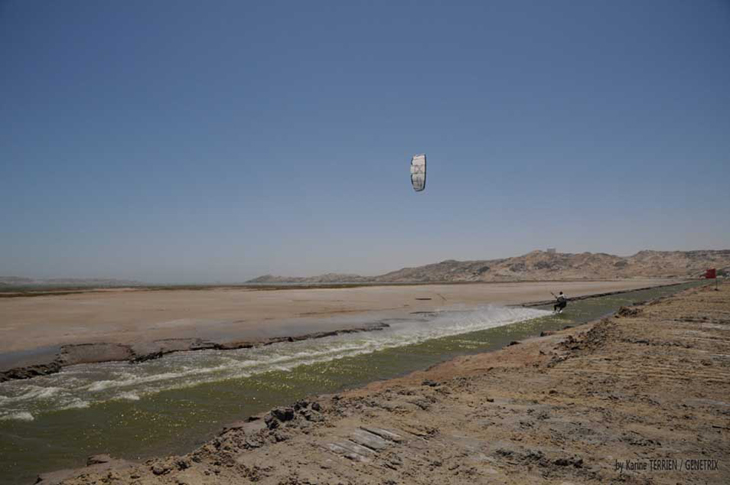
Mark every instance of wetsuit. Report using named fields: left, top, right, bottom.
left=554, top=295, right=567, bottom=312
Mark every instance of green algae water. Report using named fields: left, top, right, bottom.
left=0, top=282, right=700, bottom=484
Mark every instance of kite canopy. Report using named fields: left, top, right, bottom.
left=410, top=154, right=426, bottom=192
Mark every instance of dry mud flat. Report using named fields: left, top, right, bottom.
left=42, top=283, right=729, bottom=485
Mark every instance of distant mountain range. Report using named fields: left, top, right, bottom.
left=248, top=250, right=730, bottom=284
left=3, top=250, right=727, bottom=288
left=0, top=276, right=142, bottom=287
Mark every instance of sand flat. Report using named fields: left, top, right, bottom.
left=0, top=279, right=677, bottom=354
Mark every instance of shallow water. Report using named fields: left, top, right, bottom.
left=0, top=282, right=699, bottom=484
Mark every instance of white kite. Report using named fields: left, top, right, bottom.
left=410, top=154, right=426, bottom=192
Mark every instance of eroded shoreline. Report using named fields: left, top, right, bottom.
left=0, top=322, right=390, bottom=383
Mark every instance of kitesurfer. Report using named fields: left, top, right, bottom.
left=553, top=291, right=567, bottom=313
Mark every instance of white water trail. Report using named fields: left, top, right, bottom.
left=0, top=305, right=548, bottom=420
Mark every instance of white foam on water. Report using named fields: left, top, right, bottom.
left=115, top=392, right=140, bottom=401
left=0, top=411, right=34, bottom=421
left=0, top=305, right=549, bottom=418
left=0, top=385, right=62, bottom=404
left=58, top=399, right=90, bottom=411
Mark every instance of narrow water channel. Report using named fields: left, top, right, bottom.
left=0, top=282, right=699, bottom=484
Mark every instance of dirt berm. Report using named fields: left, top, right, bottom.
left=40, top=283, right=730, bottom=484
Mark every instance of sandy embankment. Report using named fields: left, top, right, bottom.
left=0, top=280, right=676, bottom=380
left=39, top=282, right=729, bottom=485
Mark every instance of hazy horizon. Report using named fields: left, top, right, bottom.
left=2, top=246, right=729, bottom=284
left=2, top=1, right=729, bottom=283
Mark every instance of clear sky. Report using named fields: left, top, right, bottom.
left=1, top=1, right=729, bottom=283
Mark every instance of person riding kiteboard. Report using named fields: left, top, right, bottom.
left=552, top=291, right=567, bottom=313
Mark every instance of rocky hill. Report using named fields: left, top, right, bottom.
left=247, top=249, right=730, bottom=284
left=246, top=273, right=371, bottom=284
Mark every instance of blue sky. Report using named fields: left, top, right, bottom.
left=1, top=0, right=729, bottom=282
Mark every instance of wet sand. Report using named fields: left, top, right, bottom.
left=37, top=282, right=729, bottom=484
left=0, top=279, right=676, bottom=355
